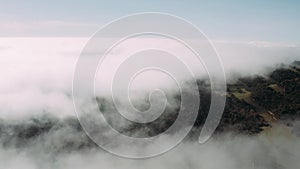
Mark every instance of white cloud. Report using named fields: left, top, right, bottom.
left=0, top=127, right=299, bottom=169
left=0, top=38, right=299, bottom=117
left=0, top=38, right=299, bottom=168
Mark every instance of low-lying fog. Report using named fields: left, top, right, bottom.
left=0, top=38, right=299, bottom=169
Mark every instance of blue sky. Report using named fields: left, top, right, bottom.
left=0, top=0, right=299, bottom=42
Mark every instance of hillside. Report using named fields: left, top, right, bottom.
left=0, top=61, right=299, bottom=150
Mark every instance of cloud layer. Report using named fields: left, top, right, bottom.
left=0, top=38, right=299, bottom=168
left=0, top=38, right=299, bottom=118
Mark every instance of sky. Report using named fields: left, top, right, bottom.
left=0, top=0, right=299, bottom=42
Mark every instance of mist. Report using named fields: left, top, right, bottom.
left=0, top=38, right=299, bottom=118
left=0, top=115, right=299, bottom=169
left=0, top=38, right=300, bottom=168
